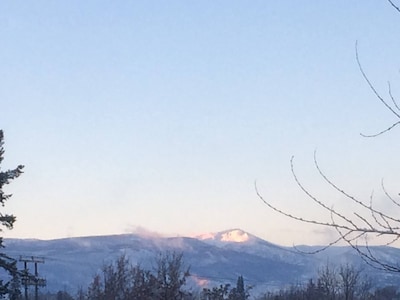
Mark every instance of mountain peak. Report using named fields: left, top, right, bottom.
left=220, top=229, right=250, bottom=243
left=197, top=229, right=252, bottom=243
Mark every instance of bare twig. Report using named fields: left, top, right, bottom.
left=293, top=236, right=345, bottom=255
left=291, top=156, right=358, bottom=229
left=256, top=152, right=400, bottom=272
left=388, top=82, right=400, bottom=111
left=313, top=151, right=400, bottom=226
left=258, top=4, right=400, bottom=272
left=255, top=182, right=356, bottom=232
left=356, top=42, right=400, bottom=119
left=388, top=0, right=400, bottom=13
left=356, top=43, right=400, bottom=137
left=382, top=179, right=400, bottom=208
left=360, top=121, right=400, bottom=137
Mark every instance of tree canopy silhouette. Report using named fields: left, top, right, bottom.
left=0, top=130, right=24, bottom=296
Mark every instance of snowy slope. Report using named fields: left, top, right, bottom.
left=4, top=229, right=400, bottom=294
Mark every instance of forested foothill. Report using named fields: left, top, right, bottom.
left=26, top=253, right=400, bottom=300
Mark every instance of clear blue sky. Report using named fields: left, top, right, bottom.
left=1, top=1, right=399, bottom=245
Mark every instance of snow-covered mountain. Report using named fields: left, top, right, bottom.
left=3, top=229, right=400, bottom=294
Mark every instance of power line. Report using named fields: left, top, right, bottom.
left=19, top=256, right=46, bottom=300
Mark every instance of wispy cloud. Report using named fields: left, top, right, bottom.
left=124, top=225, right=164, bottom=239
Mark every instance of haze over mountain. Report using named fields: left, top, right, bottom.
left=4, top=229, right=400, bottom=295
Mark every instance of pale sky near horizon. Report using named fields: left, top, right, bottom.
left=1, top=1, right=400, bottom=246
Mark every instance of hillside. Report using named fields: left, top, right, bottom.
left=4, top=229, right=400, bottom=294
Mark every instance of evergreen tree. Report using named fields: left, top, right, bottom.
left=87, top=275, right=104, bottom=300
left=235, top=275, right=245, bottom=300
left=8, top=274, right=22, bottom=300
left=0, top=130, right=24, bottom=297
left=229, top=275, right=249, bottom=300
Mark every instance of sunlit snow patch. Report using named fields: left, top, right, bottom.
left=220, top=229, right=249, bottom=243
left=196, top=229, right=251, bottom=243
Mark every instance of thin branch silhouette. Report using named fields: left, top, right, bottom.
left=257, top=1, right=400, bottom=272
left=388, top=0, right=400, bottom=13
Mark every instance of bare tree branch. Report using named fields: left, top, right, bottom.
left=356, top=43, right=400, bottom=137
left=258, top=1, right=400, bottom=273
left=360, top=121, right=400, bottom=137
left=382, top=179, right=400, bottom=208
left=388, top=82, right=400, bottom=111
left=294, top=234, right=350, bottom=255
left=256, top=153, right=400, bottom=272
left=356, top=42, right=400, bottom=119
left=290, top=156, right=359, bottom=229
left=388, top=0, right=400, bottom=13
left=314, top=152, right=400, bottom=228
left=255, top=181, right=356, bottom=232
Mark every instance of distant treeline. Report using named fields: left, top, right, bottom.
left=26, top=252, right=400, bottom=300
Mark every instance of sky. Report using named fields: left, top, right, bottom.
left=1, top=1, right=400, bottom=246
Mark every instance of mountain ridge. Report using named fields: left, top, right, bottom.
left=3, top=228, right=400, bottom=294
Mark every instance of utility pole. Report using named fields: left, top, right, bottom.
left=19, top=256, right=46, bottom=300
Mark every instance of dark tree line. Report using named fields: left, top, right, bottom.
left=258, top=263, right=400, bottom=300
left=39, top=256, right=400, bottom=300
left=70, top=252, right=249, bottom=300
left=200, top=275, right=251, bottom=300
left=83, top=252, right=190, bottom=300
